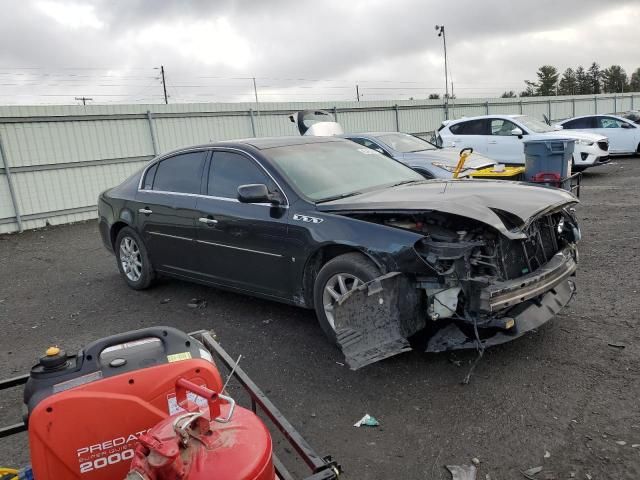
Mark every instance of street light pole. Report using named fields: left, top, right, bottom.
left=435, top=25, right=449, bottom=119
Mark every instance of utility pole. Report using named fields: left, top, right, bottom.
left=356, top=84, right=360, bottom=102
left=75, top=96, right=93, bottom=105
left=160, top=65, right=168, bottom=104
left=252, top=77, right=260, bottom=136
left=435, top=25, right=449, bottom=119
left=252, top=77, right=259, bottom=104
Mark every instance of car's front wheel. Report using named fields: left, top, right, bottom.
left=115, top=226, right=155, bottom=290
left=313, top=252, right=381, bottom=344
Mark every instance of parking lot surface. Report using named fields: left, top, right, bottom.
left=1, top=157, right=639, bottom=479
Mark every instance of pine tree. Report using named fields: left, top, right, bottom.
left=535, top=66, right=559, bottom=96
left=558, top=68, right=577, bottom=95
left=575, top=66, right=591, bottom=95
left=602, top=65, right=629, bottom=93
left=588, top=62, right=602, bottom=94
left=630, top=68, right=640, bottom=92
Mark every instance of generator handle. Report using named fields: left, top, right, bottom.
left=174, top=377, right=236, bottom=423
left=82, top=326, right=193, bottom=367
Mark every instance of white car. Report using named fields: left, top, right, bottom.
left=437, top=114, right=610, bottom=170
left=557, top=114, right=640, bottom=156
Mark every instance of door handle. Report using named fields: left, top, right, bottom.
left=139, top=208, right=153, bottom=215
left=198, top=217, right=218, bottom=226
left=488, top=140, right=497, bottom=144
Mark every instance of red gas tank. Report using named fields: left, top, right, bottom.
left=26, top=327, right=224, bottom=480
left=127, top=379, right=275, bottom=480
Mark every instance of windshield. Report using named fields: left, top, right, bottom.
left=375, top=133, right=438, bottom=153
left=516, top=115, right=555, bottom=133
left=265, top=141, right=423, bottom=202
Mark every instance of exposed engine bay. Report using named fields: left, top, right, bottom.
left=331, top=207, right=580, bottom=370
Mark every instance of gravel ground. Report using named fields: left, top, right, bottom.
left=1, top=157, right=639, bottom=479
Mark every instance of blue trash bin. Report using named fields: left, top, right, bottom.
left=523, top=137, right=574, bottom=190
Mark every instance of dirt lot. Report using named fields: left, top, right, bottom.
left=1, top=157, right=639, bottom=479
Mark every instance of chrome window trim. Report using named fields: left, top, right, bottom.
left=196, top=239, right=282, bottom=258
left=137, top=146, right=290, bottom=208
left=138, top=189, right=285, bottom=209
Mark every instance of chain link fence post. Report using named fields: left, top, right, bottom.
left=0, top=135, right=23, bottom=232
left=146, top=111, right=159, bottom=155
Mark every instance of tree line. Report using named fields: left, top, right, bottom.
left=501, top=63, right=640, bottom=98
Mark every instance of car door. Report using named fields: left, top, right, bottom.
left=594, top=116, right=637, bottom=154
left=194, top=149, right=292, bottom=297
left=135, top=150, right=208, bottom=276
left=486, top=118, right=525, bottom=163
left=445, top=119, right=489, bottom=155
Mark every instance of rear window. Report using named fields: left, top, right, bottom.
left=449, top=119, right=487, bottom=135
left=151, top=151, right=206, bottom=194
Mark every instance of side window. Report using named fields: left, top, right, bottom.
left=208, top=151, right=274, bottom=199
left=450, top=119, right=487, bottom=135
left=449, top=122, right=463, bottom=134
left=152, top=151, right=206, bottom=194
left=142, top=163, right=158, bottom=190
left=563, top=117, right=596, bottom=129
left=490, top=119, right=519, bottom=136
left=599, top=117, right=625, bottom=129
left=350, top=138, right=388, bottom=155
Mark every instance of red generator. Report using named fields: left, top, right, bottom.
left=1, top=328, right=340, bottom=480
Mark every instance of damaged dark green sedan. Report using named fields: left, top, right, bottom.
left=98, top=136, right=580, bottom=370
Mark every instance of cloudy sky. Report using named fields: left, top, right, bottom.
left=0, top=0, right=638, bottom=105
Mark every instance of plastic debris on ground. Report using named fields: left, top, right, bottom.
left=353, top=414, right=379, bottom=427
left=187, top=298, right=207, bottom=309
left=446, top=464, right=477, bottom=480
left=522, top=466, right=543, bottom=478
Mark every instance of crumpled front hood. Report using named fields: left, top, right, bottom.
left=317, top=180, right=578, bottom=239
left=544, top=130, right=607, bottom=142
left=402, top=149, right=496, bottom=170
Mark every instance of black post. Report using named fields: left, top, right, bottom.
left=161, top=65, right=168, bottom=104
left=436, top=25, right=449, bottom=120
left=356, top=84, right=360, bottom=102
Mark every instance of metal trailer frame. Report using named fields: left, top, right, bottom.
left=0, top=330, right=340, bottom=480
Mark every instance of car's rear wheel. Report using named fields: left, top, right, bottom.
left=313, top=252, right=381, bottom=344
left=115, top=226, right=154, bottom=290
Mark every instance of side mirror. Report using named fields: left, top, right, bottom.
left=237, top=184, right=280, bottom=204
left=553, top=124, right=564, bottom=130
left=621, top=122, right=633, bottom=129
left=511, top=127, right=524, bottom=137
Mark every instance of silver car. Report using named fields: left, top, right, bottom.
left=342, top=132, right=499, bottom=179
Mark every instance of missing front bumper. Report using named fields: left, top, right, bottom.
left=479, top=247, right=577, bottom=313
left=426, top=278, right=575, bottom=352
left=332, top=251, right=577, bottom=369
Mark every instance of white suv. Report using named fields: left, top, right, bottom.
left=557, top=114, right=640, bottom=156
left=437, top=114, right=610, bottom=170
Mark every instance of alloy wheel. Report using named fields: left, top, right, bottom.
left=119, top=236, right=142, bottom=282
left=322, top=273, right=363, bottom=331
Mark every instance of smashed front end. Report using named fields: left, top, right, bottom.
left=332, top=207, right=580, bottom=369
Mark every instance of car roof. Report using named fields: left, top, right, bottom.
left=559, top=114, right=626, bottom=122
left=443, top=114, right=524, bottom=125
left=342, top=132, right=410, bottom=138
left=152, top=135, right=346, bottom=161
left=223, top=135, right=343, bottom=150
